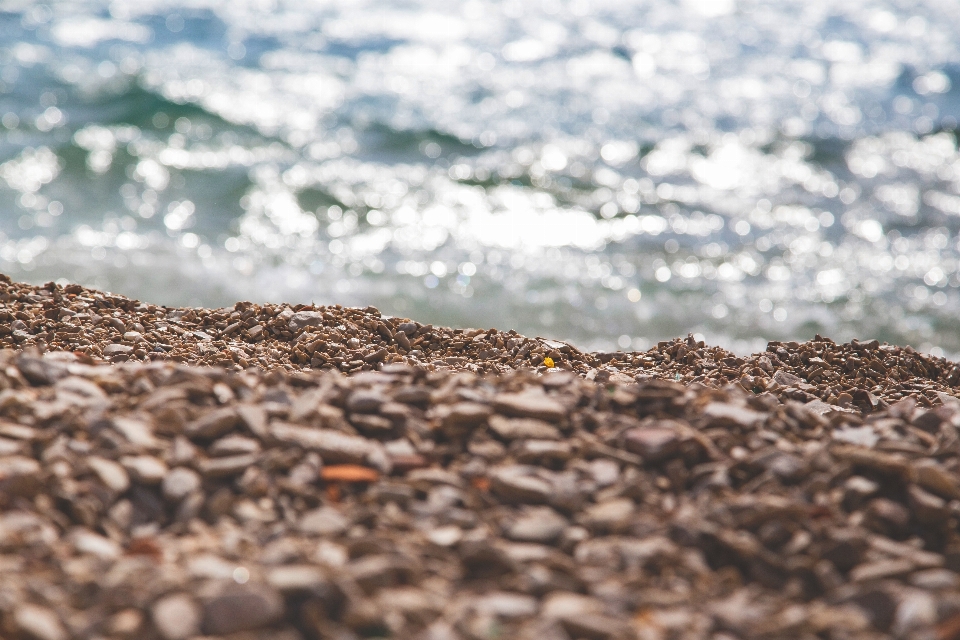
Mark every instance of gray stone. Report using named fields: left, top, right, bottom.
left=287, top=310, right=324, bottom=331
left=300, top=506, right=350, bottom=535
left=103, top=343, right=134, bottom=356
left=162, top=467, right=202, bottom=501
left=504, top=507, right=568, bottom=543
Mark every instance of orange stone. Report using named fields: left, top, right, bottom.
left=320, top=464, right=380, bottom=483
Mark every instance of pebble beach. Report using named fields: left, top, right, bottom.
left=1, top=276, right=960, bottom=639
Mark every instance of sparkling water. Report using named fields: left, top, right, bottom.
left=1, top=0, right=960, bottom=355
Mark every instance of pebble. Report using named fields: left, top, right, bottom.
left=14, top=604, right=67, bottom=640
left=151, top=593, right=201, bottom=640
left=161, top=467, right=201, bottom=501
left=201, top=585, right=284, bottom=635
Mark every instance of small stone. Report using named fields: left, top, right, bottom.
left=270, top=422, right=376, bottom=464
left=442, top=402, right=493, bottom=428
left=88, top=456, right=131, bottom=493
left=909, top=568, right=959, bottom=589
left=349, top=554, right=416, bottom=592
left=202, top=585, right=284, bottom=635
left=488, top=415, right=560, bottom=440
left=912, top=459, right=960, bottom=500
left=300, top=506, right=350, bottom=535
left=494, top=390, right=566, bottom=422
left=474, top=592, right=538, bottom=618
left=850, top=558, right=914, bottom=582
left=103, top=344, right=134, bottom=356
left=427, top=525, right=463, bottom=547
left=504, top=507, right=568, bottom=543
left=152, top=593, right=201, bottom=640
left=623, top=427, right=680, bottom=463
left=15, top=604, right=67, bottom=640
left=288, top=310, right=324, bottom=331
left=347, top=389, right=385, bottom=414
left=162, top=467, right=202, bottom=501
left=199, top=454, right=259, bottom=478
left=120, top=455, right=168, bottom=484
left=490, top=466, right=553, bottom=504
left=581, top=498, right=635, bottom=532
left=703, top=402, right=766, bottom=427
left=266, top=565, right=328, bottom=593
left=209, top=434, right=262, bottom=457
left=185, top=407, right=240, bottom=440
left=907, top=484, right=948, bottom=524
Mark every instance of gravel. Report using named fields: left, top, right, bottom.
left=0, top=276, right=960, bottom=638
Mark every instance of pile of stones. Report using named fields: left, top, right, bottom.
left=1, top=344, right=960, bottom=639
left=1, top=277, right=957, bottom=412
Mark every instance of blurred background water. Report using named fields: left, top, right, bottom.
left=1, top=0, right=960, bottom=355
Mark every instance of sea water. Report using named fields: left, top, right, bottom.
left=1, top=0, right=959, bottom=355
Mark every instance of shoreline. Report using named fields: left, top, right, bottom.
left=1, top=275, right=960, bottom=638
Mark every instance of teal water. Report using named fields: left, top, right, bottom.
left=2, top=1, right=960, bottom=355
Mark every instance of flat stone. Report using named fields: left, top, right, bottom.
left=491, top=466, right=553, bottom=504
left=488, top=414, right=560, bottom=440
left=349, top=554, right=416, bottom=592
left=120, top=455, right=168, bottom=484
left=162, top=467, right=201, bottom=501
left=299, top=506, right=350, bottom=535
left=88, top=456, right=131, bottom=493
left=209, top=434, right=261, bottom=457
left=152, top=593, right=201, bottom=640
left=912, top=460, right=960, bottom=499
left=270, top=422, right=376, bottom=464
left=266, top=565, right=328, bottom=593
left=287, top=310, right=324, bottom=331
left=201, top=585, right=284, bottom=635
left=72, top=528, right=121, bottom=559
left=185, top=407, right=240, bottom=440
left=703, top=402, right=766, bottom=427
left=14, top=604, right=67, bottom=640
left=199, top=454, right=259, bottom=478
left=623, top=427, right=680, bottom=463
left=850, top=558, right=914, bottom=582
left=494, top=390, right=566, bottom=422
left=504, top=507, right=568, bottom=543
left=581, top=498, right=635, bottom=532
left=474, top=592, right=538, bottom=618
left=907, top=484, right=948, bottom=523
left=442, top=402, right=493, bottom=428
left=111, top=417, right=159, bottom=449
left=347, top=389, right=385, bottom=414
left=103, top=344, right=134, bottom=356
